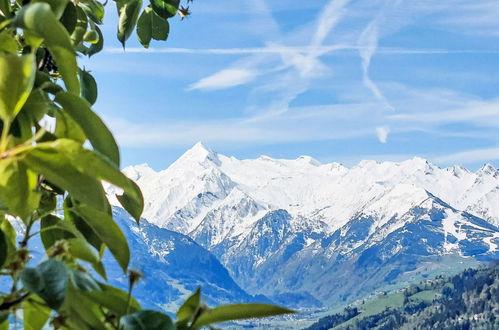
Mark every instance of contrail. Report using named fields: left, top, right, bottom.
left=358, top=17, right=395, bottom=111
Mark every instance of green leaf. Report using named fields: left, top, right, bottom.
left=78, top=0, right=104, bottom=25
left=41, top=214, right=102, bottom=271
left=84, top=283, right=141, bottom=316
left=116, top=178, right=143, bottom=223
left=150, top=0, right=179, bottom=19
left=117, top=0, right=142, bottom=48
left=64, top=197, right=103, bottom=251
left=20, top=138, right=143, bottom=219
left=40, top=214, right=76, bottom=249
left=54, top=108, right=86, bottom=143
left=121, top=310, right=175, bottom=330
left=78, top=69, right=98, bottom=105
left=38, top=190, right=57, bottom=216
left=192, top=304, right=295, bottom=328
left=0, top=229, right=6, bottom=268
left=32, top=0, right=69, bottom=19
left=23, top=295, right=51, bottom=330
left=21, top=88, right=52, bottom=123
left=67, top=238, right=101, bottom=264
left=60, top=1, right=77, bottom=34
left=55, top=92, right=118, bottom=166
left=62, top=285, right=104, bottom=329
left=70, top=4, right=87, bottom=46
left=0, top=0, right=10, bottom=18
left=151, top=9, right=169, bottom=41
left=83, top=29, right=99, bottom=43
left=0, top=158, right=40, bottom=220
left=14, top=3, right=79, bottom=94
left=0, top=53, right=36, bottom=121
left=0, top=218, right=16, bottom=264
left=176, top=288, right=200, bottom=325
left=69, top=268, right=100, bottom=291
left=19, top=141, right=108, bottom=211
left=0, top=30, right=17, bottom=54
left=72, top=203, right=130, bottom=272
left=12, top=110, right=33, bottom=143
left=87, top=25, right=103, bottom=57
left=136, top=7, right=152, bottom=48
left=137, top=6, right=169, bottom=48
left=21, top=259, right=68, bottom=309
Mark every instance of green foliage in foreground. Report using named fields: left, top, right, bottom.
left=0, top=0, right=292, bottom=328
left=306, top=261, right=499, bottom=330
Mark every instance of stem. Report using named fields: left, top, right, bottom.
left=0, top=119, right=11, bottom=154
left=118, top=280, right=134, bottom=330
left=20, top=218, right=34, bottom=249
left=21, top=127, right=46, bottom=147
left=125, top=282, right=133, bottom=316
left=0, top=293, right=29, bottom=311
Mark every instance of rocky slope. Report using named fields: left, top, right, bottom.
left=107, top=143, right=499, bottom=307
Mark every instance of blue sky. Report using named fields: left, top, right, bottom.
left=81, top=0, right=499, bottom=170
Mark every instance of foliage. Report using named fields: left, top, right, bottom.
left=306, top=261, right=499, bottom=330
left=0, top=0, right=293, bottom=328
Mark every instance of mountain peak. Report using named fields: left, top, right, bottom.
left=173, top=142, right=221, bottom=168
left=478, top=163, right=497, bottom=176
left=190, top=141, right=212, bottom=154
left=444, top=165, right=470, bottom=177
left=296, top=156, right=321, bottom=166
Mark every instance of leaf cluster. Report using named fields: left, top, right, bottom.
left=0, top=0, right=292, bottom=328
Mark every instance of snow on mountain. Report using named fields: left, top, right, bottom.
left=105, top=207, right=265, bottom=310
left=120, top=143, right=236, bottom=234
left=110, top=143, right=499, bottom=307
left=118, top=143, right=499, bottom=236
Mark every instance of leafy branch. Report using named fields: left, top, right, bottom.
left=0, top=0, right=293, bottom=328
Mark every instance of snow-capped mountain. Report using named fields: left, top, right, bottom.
left=108, top=142, right=499, bottom=306
left=104, top=207, right=266, bottom=310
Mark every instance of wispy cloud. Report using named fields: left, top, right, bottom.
left=292, top=0, right=351, bottom=77
left=95, top=0, right=499, bottom=168
left=358, top=17, right=394, bottom=110
left=356, top=0, right=405, bottom=111
left=388, top=98, right=499, bottom=127
left=105, top=111, right=372, bottom=147
left=188, top=68, right=259, bottom=91
left=434, top=147, right=499, bottom=164
left=184, top=0, right=353, bottom=114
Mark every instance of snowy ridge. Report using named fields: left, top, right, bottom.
left=116, top=143, right=499, bottom=237
left=108, top=143, right=499, bottom=306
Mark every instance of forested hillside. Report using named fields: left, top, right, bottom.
left=306, top=261, right=499, bottom=330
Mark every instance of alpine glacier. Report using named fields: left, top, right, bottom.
left=107, top=142, right=499, bottom=307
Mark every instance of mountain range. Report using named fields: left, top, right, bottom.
left=105, top=143, right=499, bottom=309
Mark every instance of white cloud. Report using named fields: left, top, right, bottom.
left=434, top=147, right=499, bottom=164
left=188, top=68, right=259, bottom=91
left=388, top=98, right=499, bottom=127
left=356, top=0, right=403, bottom=111
left=376, top=126, right=390, bottom=143
left=291, top=0, right=352, bottom=77
left=103, top=103, right=375, bottom=148
left=310, top=0, right=352, bottom=48
left=97, top=0, right=499, bottom=158
left=187, top=0, right=353, bottom=113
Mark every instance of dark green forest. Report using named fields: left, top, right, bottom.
left=306, top=261, right=499, bottom=330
